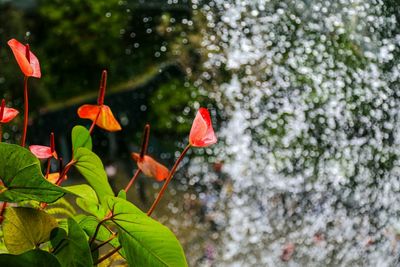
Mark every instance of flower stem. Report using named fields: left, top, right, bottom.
left=95, top=245, right=122, bottom=265
left=91, top=233, right=117, bottom=252
left=140, top=124, right=150, bottom=159
left=45, top=158, right=51, bottom=178
left=89, top=214, right=112, bottom=246
left=0, top=124, right=2, bottom=143
left=97, top=70, right=107, bottom=106
left=147, top=144, right=191, bottom=216
left=21, top=76, right=29, bottom=147
left=89, top=108, right=101, bottom=134
left=0, top=202, right=7, bottom=223
left=124, top=169, right=141, bottom=193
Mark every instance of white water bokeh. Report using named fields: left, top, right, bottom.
left=197, top=0, right=400, bottom=265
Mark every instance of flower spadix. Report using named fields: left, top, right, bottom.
left=77, top=70, right=121, bottom=132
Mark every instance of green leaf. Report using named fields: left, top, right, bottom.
left=73, top=147, right=114, bottom=205
left=75, top=214, right=123, bottom=255
left=3, top=207, right=58, bottom=254
left=64, top=184, right=98, bottom=204
left=0, top=143, right=65, bottom=202
left=76, top=198, right=105, bottom=219
left=71, top=125, right=92, bottom=155
left=117, top=189, right=126, bottom=200
left=107, top=197, right=188, bottom=267
left=51, top=218, right=93, bottom=267
left=0, top=249, right=61, bottom=267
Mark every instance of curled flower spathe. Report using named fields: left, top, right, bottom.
left=189, top=108, right=217, bottom=147
left=131, top=152, right=169, bottom=182
left=77, top=70, right=121, bottom=132
left=0, top=99, right=19, bottom=124
left=8, top=38, right=41, bottom=78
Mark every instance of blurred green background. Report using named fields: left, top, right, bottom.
left=0, top=0, right=208, bottom=144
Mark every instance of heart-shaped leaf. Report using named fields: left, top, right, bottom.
left=107, top=196, right=188, bottom=267
left=64, top=184, right=98, bottom=204
left=0, top=143, right=65, bottom=202
left=71, top=125, right=92, bottom=155
left=73, top=147, right=114, bottom=205
left=0, top=249, right=61, bottom=267
left=51, top=218, right=93, bottom=267
left=3, top=207, right=58, bottom=254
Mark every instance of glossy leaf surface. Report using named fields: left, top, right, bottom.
left=0, top=143, right=65, bottom=202
left=51, top=218, right=93, bottom=267
left=3, top=207, right=58, bottom=254
left=71, top=125, right=92, bottom=155
left=0, top=249, right=60, bottom=267
left=74, top=147, right=114, bottom=205
left=108, top=196, right=188, bottom=267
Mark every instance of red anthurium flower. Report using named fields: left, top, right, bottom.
left=189, top=108, right=217, bottom=147
left=131, top=152, right=169, bottom=182
left=29, top=145, right=53, bottom=159
left=0, top=99, right=19, bottom=123
left=78, top=104, right=121, bottom=132
left=77, top=70, right=121, bottom=132
left=29, top=132, right=58, bottom=159
left=7, top=39, right=41, bottom=78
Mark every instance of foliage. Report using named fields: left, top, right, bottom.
left=0, top=35, right=217, bottom=266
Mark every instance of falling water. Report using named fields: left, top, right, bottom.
left=198, top=0, right=400, bottom=265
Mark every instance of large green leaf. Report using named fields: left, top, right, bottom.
left=63, top=184, right=98, bottom=204
left=76, top=198, right=105, bottom=219
left=73, top=147, right=114, bottom=205
left=51, top=218, right=93, bottom=267
left=3, top=207, right=58, bottom=254
left=75, top=214, right=123, bottom=256
left=0, top=249, right=61, bottom=267
left=71, top=125, right=92, bottom=155
left=107, top=197, right=188, bottom=267
left=0, top=143, right=65, bottom=202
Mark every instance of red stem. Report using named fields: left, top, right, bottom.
left=95, top=245, right=122, bottom=265
left=21, top=76, right=29, bottom=147
left=0, top=99, right=5, bottom=121
left=89, top=108, right=101, bottom=134
left=147, top=144, right=191, bottom=216
left=0, top=202, right=7, bottom=223
left=91, top=233, right=117, bottom=252
left=45, top=158, right=51, bottom=178
left=124, top=169, right=141, bottom=193
left=25, top=44, right=30, bottom=63
left=140, top=124, right=150, bottom=159
left=50, top=132, right=55, bottom=153
left=97, top=70, right=107, bottom=106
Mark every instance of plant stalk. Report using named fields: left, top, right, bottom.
left=124, top=169, right=141, bottom=193
left=91, top=233, right=117, bottom=252
left=21, top=76, right=29, bottom=147
left=89, top=108, right=101, bottom=134
left=147, top=144, right=191, bottom=216
left=95, top=245, right=122, bottom=265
